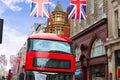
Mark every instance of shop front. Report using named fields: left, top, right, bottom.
left=115, top=50, right=120, bottom=80
left=90, top=64, right=105, bottom=80
left=89, top=54, right=108, bottom=80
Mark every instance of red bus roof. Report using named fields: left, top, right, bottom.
left=28, top=33, right=72, bottom=42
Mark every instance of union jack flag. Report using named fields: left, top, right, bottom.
left=0, top=55, right=7, bottom=66
left=12, top=60, right=19, bottom=74
left=30, top=0, right=50, bottom=18
left=68, top=0, right=87, bottom=20
left=10, top=55, right=17, bottom=66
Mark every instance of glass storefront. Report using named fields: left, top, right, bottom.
left=91, top=64, right=105, bottom=80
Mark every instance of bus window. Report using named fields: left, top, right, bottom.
left=33, top=58, right=71, bottom=69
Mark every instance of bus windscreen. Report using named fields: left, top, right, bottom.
left=28, top=39, right=72, bottom=54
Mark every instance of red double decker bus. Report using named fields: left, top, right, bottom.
left=23, top=33, right=75, bottom=80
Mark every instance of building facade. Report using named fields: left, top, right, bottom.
left=70, top=0, right=108, bottom=80
left=105, top=0, right=120, bottom=80
left=45, top=1, right=70, bottom=37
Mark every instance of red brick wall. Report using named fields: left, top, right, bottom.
left=63, top=26, right=70, bottom=37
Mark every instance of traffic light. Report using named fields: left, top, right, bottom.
left=0, top=19, right=3, bottom=43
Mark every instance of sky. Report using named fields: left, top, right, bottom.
left=0, top=0, right=70, bottom=71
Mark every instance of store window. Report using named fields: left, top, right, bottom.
left=75, top=47, right=81, bottom=61
left=91, top=64, right=105, bottom=80
left=115, top=50, right=120, bottom=80
left=91, top=39, right=105, bottom=57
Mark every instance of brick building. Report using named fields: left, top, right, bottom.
left=45, top=1, right=70, bottom=37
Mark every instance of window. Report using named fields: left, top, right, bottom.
left=55, top=14, right=61, bottom=21
left=49, top=28, right=52, bottom=33
left=99, top=0, right=103, bottom=3
left=98, top=7, right=103, bottom=19
left=91, top=0, right=94, bottom=10
left=48, top=22, right=51, bottom=25
left=91, top=0, right=94, bottom=23
left=33, top=58, right=71, bottom=69
left=56, top=17, right=61, bottom=21
left=73, top=20, right=77, bottom=35
left=115, top=50, right=120, bottom=66
left=91, top=14, right=94, bottom=24
left=75, top=47, right=81, bottom=61
left=62, top=16, right=65, bottom=22
left=98, top=0, right=103, bottom=19
left=56, top=27, right=61, bottom=34
left=91, top=64, right=105, bottom=79
left=91, top=39, right=105, bottom=57
left=84, top=20, right=88, bottom=29
left=114, top=10, right=120, bottom=37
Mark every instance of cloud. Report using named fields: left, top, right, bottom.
left=0, top=0, right=56, bottom=12
left=1, top=0, right=22, bottom=11
left=1, top=0, right=31, bottom=12
left=0, top=1, right=7, bottom=15
left=25, top=0, right=31, bottom=3
left=0, top=8, right=4, bottom=15
left=0, top=25, right=27, bottom=69
left=49, top=2, right=56, bottom=8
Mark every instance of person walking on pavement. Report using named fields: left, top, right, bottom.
left=7, top=69, right=12, bottom=80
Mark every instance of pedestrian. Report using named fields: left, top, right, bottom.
left=19, top=66, right=25, bottom=80
left=7, top=69, right=12, bottom=80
